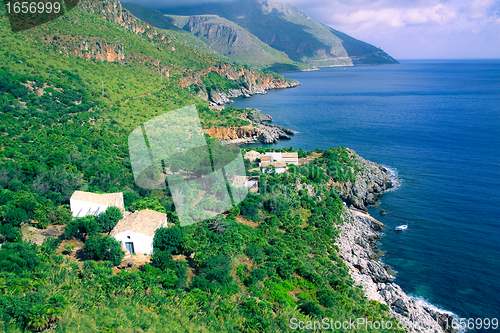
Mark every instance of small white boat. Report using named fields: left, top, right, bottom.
left=395, top=224, right=408, bottom=231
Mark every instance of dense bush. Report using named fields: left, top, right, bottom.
left=0, top=242, right=40, bottom=273
left=298, top=300, right=324, bottom=317
left=83, top=234, right=124, bottom=266
left=153, top=227, right=182, bottom=254
left=190, top=255, right=237, bottom=294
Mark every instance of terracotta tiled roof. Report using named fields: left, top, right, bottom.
left=70, top=191, right=123, bottom=207
left=282, top=152, right=298, bottom=158
left=110, top=209, right=167, bottom=238
left=260, top=156, right=273, bottom=161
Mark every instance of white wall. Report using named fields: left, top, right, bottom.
left=113, top=230, right=154, bottom=254
left=265, top=152, right=282, bottom=162
left=275, top=167, right=286, bottom=174
left=283, top=158, right=298, bottom=166
left=70, top=199, right=110, bottom=218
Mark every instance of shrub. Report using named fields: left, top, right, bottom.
left=129, top=197, right=166, bottom=213
left=83, top=234, right=124, bottom=266
left=298, top=301, right=324, bottom=317
left=317, top=288, right=335, bottom=307
left=153, top=227, right=182, bottom=253
left=0, top=241, right=40, bottom=273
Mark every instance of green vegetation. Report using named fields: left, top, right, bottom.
left=0, top=144, right=402, bottom=331
left=202, top=72, right=242, bottom=93
left=83, top=234, right=124, bottom=265
left=0, top=1, right=401, bottom=332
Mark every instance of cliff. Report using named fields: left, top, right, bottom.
left=203, top=109, right=294, bottom=144
left=168, top=14, right=301, bottom=69
left=336, top=149, right=394, bottom=211
left=180, top=63, right=301, bottom=105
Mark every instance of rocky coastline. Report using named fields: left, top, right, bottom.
left=337, top=152, right=457, bottom=333
left=204, top=109, right=295, bottom=145
left=207, top=79, right=300, bottom=106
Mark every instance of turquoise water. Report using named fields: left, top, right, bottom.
left=233, top=60, right=500, bottom=331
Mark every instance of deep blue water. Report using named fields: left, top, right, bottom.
left=233, top=60, right=500, bottom=331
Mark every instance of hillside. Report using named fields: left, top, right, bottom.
left=159, top=0, right=399, bottom=67
left=122, top=3, right=305, bottom=71
left=0, top=0, right=405, bottom=332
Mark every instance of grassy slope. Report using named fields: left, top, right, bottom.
left=0, top=1, right=255, bottom=134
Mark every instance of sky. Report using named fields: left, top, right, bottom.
left=122, top=0, right=500, bottom=59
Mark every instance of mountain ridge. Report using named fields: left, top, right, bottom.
left=150, top=0, right=398, bottom=68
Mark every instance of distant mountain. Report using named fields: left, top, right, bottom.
left=152, top=0, right=398, bottom=67
left=122, top=3, right=305, bottom=71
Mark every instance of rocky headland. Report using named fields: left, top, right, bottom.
left=337, top=149, right=394, bottom=212
left=205, top=73, right=300, bottom=106
left=337, top=152, right=457, bottom=333
left=203, top=108, right=295, bottom=145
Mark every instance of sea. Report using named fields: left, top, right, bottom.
left=233, top=60, right=500, bottom=332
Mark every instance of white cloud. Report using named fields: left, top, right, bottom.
left=280, top=0, right=500, bottom=58
left=463, top=0, right=498, bottom=19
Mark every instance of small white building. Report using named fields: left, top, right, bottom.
left=110, top=209, right=168, bottom=254
left=243, top=150, right=261, bottom=162
left=281, top=152, right=299, bottom=165
left=70, top=191, right=125, bottom=218
left=265, top=152, right=283, bottom=162
left=260, top=161, right=287, bottom=174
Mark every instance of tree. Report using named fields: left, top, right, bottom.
left=83, top=234, right=124, bottom=266
left=153, top=227, right=182, bottom=253
left=129, top=197, right=166, bottom=213
left=96, top=207, right=122, bottom=234
left=208, top=215, right=228, bottom=235
left=105, top=206, right=122, bottom=226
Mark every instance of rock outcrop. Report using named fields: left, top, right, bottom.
left=338, top=209, right=457, bottom=333
left=337, top=149, right=393, bottom=211
left=183, top=62, right=301, bottom=105
left=203, top=126, right=258, bottom=141
left=203, top=109, right=294, bottom=145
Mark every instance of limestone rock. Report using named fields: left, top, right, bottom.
left=338, top=149, right=394, bottom=211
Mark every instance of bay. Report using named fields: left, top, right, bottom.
left=233, top=60, right=500, bottom=331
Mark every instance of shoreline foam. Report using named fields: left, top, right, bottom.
left=337, top=155, right=457, bottom=333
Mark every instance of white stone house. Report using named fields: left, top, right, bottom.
left=110, top=209, right=167, bottom=254
left=70, top=191, right=125, bottom=218
left=265, top=152, right=283, bottom=162
left=281, top=152, right=299, bottom=165
left=260, top=161, right=287, bottom=174
left=264, top=152, right=299, bottom=165
left=243, top=150, right=261, bottom=162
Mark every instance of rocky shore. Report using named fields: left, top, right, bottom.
left=337, top=152, right=457, bottom=333
left=203, top=109, right=295, bottom=145
left=337, top=149, right=394, bottom=212
left=208, top=80, right=300, bottom=106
